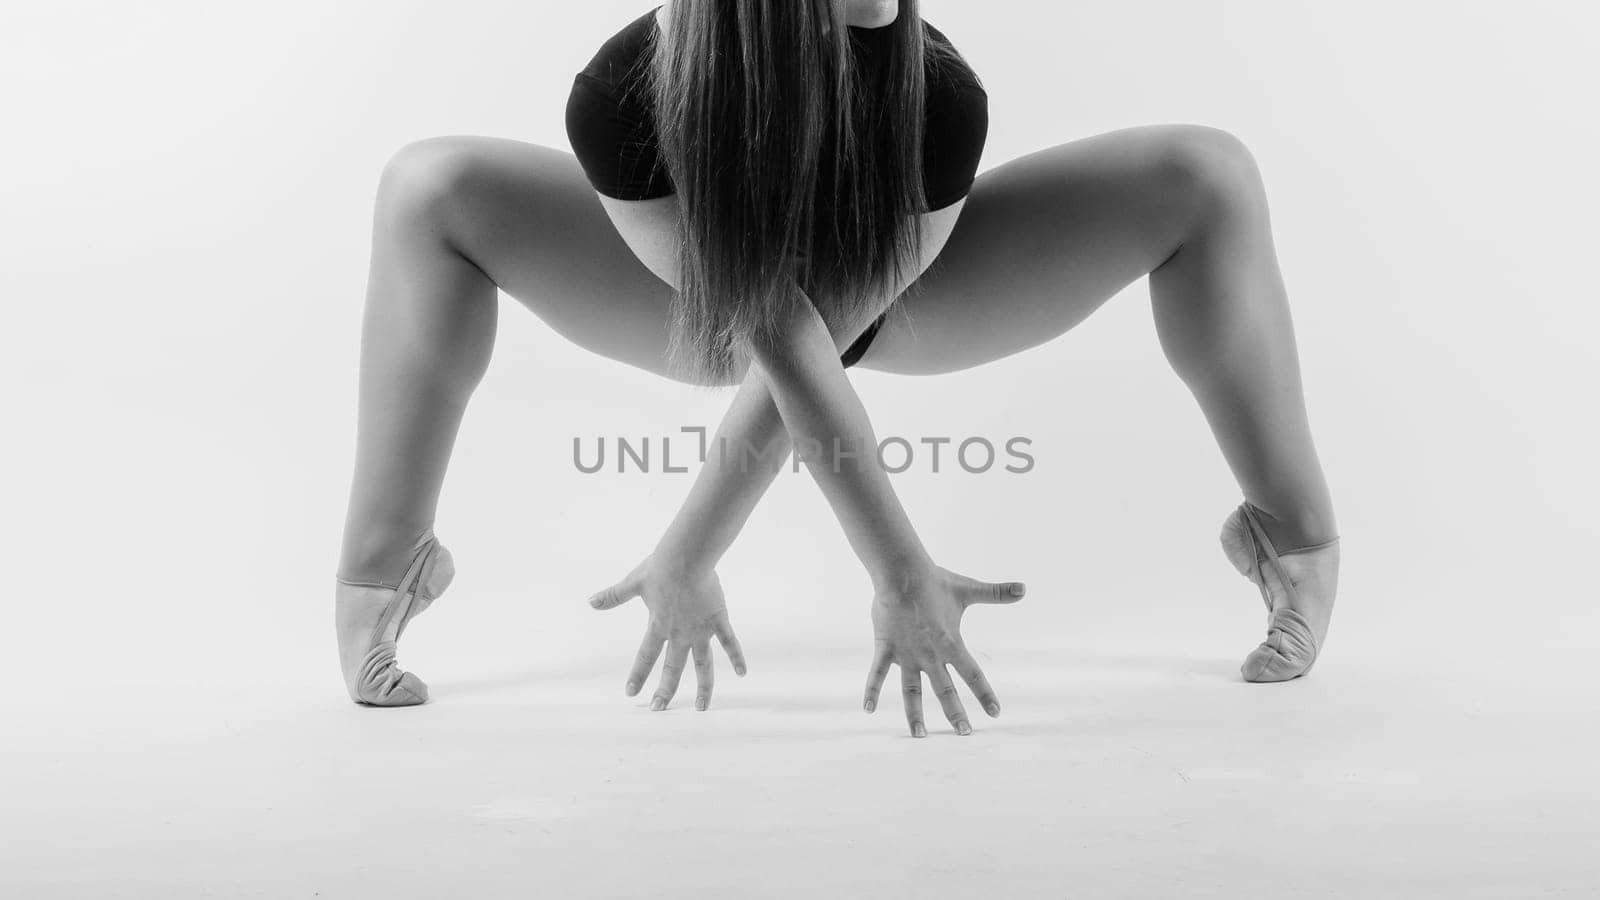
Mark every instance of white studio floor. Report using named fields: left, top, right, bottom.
left=5, top=576, right=1595, bottom=900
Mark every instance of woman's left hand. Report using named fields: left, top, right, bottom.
left=589, top=555, right=748, bottom=711
left=863, top=564, right=1025, bottom=737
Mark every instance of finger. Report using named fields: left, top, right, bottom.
left=651, top=640, right=691, bottom=711
left=957, top=576, right=1026, bottom=607
left=711, top=612, right=747, bottom=676
left=692, top=637, right=714, bottom=711
left=951, top=647, right=1001, bottom=718
left=901, top=665, right=926, bottom=738
left=588, top=576, right=642, bottom=610
left=927, top=663, right=972, bottom=735
left=625, top=627, right=666, bottom=696
left=862, top=643, right=892, bottom=713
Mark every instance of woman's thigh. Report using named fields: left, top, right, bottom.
left=392, top=135, right=682, bottom=379
left=856, top=124, right=1236, bottom=375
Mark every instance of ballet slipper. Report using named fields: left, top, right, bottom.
left=335, top=533, right=455, bottom=706
left=1219, top=503, right=1339, bottom=683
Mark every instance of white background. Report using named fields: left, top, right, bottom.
left=4, top=1, right=1598, bottom=897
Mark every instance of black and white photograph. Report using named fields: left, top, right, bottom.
left=4, top=1, right=1597, bottom=896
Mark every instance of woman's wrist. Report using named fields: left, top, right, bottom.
left=649, top=530, right=719, bottom=579
left=866, top=549, right=939, bottom=597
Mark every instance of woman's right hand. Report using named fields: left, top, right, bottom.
left=589, top=555, right=748, bottom=711
left=863, top=563, right=1026, bottom=737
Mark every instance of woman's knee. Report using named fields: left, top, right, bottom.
left=375, top=137, right=490, bottom=238
left=1149, top=125, right=1269, bottom=228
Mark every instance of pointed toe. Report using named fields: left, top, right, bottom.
left=1241, top=607, right=1319, bottom=682
left=351, top=640, right=431, bottom=706
left=355, top=674, right=430, bottom=707
left=336, top=534, right=450, bottom=708
left=370, top=671, right=429, bottom=707
left=1241, top=643, right=1308, bottom=682
left=1220, top=502, right=1338, bottom=684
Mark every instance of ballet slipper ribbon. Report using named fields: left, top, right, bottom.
left=1239, top=503, right=1314, bottom=614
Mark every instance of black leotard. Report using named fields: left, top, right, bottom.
left=565, top=6, right=988, bottom=366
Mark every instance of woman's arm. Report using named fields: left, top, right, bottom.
left=748, top=287, right=928, bottom=582
left=748, top=281, right=1026, bottom=737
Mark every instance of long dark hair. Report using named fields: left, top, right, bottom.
left=644, top=0, right=966, bottom=384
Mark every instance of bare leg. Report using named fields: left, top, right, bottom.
left=334, top=136, right=688, bottom=703
left=860, top=125, right=1338, bottom=675
left=336, top=148, right=498, bottom=585
left=1147, top=136, right=1335, bottom=549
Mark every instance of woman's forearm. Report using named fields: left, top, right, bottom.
left=750, top=286, right=934, bottom=590
left=651, top=372, right=793, bottom=573
left=651, top=319, right=881, bottom=575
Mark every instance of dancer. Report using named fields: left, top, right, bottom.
left=334, top=1, right=1340, bottom=736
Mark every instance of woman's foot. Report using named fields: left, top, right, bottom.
left=334, top=532, right=455, bottom=706
left=1219, top=503, right=1340, bottom=682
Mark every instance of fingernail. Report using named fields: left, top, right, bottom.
left=625, top=682, right=639, bottom=696
left=588, top=597, right=602, bottom=608
left=956, top=721, right=972, bottom=736
left=1009, top=583, right=1026, bottom=597
left=650, top=697, right=666, bottom=711
left=735, top=665, right=747, bottom=676
left=695, top=698, right=708, bottom=711
left=912, top=723, right=926, bottom=738
left=864, top=699, right=876, bottom=713
left=984, top=701, right=1001, bottom=717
